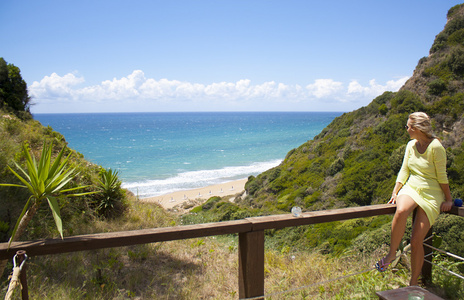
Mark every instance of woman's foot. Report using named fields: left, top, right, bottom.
left=375, top=257, right=392, bottom=272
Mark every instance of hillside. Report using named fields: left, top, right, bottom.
left=181, top=4, right=464, bottom=258
left=242, top=4, right=464, bottom=212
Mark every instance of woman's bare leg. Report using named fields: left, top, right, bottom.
left=384, top=195, right=417, bottom=263
left=409, top=207, right=430, bottom=286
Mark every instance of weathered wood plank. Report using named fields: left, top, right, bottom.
left=246, top=204, right=397, bottom=231
left=0, top=220, right=252, bottom=260
left=449, top=205, right=464, bottom=217
left=421, top=228, right=433, bottom=285
left=1, top=204, right=460, bottom=261
left=376, top=286, right=444, bottom=299
left=238, top=230, right=264, bottom=299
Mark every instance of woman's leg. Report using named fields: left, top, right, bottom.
left=409, top=207, right=430, bottom=286
left=384, top=195, right=417, bottom=263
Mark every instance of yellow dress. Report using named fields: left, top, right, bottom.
left=396, top=139, right=448, bottom=226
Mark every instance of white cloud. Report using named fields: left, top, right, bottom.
left=306, top=79, right=343, bottom=98
left=347, top=77, right=409, bottom=98
left=29, top=72, right=84, bottom=99
left=29, top=70, right=410, bottom=113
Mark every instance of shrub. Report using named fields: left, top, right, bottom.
left=379, top=104, right=388, bottom=115
left=448, top=28, right=464, bottom=46
left=200, top=196, right=221, bottom=211
left=447, top=47, right=464, bottom=76
left=428, top=78, right=447, bottom=95
left=431, top=32, right=449, bottom=53
left=390, top=90, right=426, bottom=114
left=94, top=168, right=126, bottom=218
left=327, top=158, right=344, bottom=176
left=388, top=144, right=406, bottom=174
left=245, top=175, right=260, bottom=196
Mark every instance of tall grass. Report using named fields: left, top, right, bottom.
left=1, top=198, right=462, bottom=299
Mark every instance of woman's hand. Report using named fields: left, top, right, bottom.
left=389, top=182, right=403, bottom=205
left=441, top=201, right=453, bottom=212
left=388, top=194, right=397, bottom=204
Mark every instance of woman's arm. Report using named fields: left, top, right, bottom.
left=433, top=142, right=452, bottom=212
left=440, top=183, right=453, bottom=212
left=389, top=142, right=411, bottom=204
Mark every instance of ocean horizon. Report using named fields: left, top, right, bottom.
left=34, top=112, right=342, bottom=198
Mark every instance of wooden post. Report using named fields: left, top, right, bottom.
left=422, top=228, right=433, bottom=285
left=13, top=250, right=29, bottom=300
left=238, top=230, right=264, bottom=299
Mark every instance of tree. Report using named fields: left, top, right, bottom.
left=0, top=57, right=31, bottom=114
left=0, top=142, right=92, bottom=246
left=0, top=142, right=93, bottom=274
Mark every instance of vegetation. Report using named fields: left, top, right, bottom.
left=0, top=58, right=31, bottom=119
left=94, top=168, right=127, bottom=218
left=0, top=142, right=92, bottom=246
left=0, top=202, right=460, bottom=299
left=0, top=58, right=129, bottom=246
left=2, top=3, right=464, bottom=299
left=181, top=3, right=464, bottom=254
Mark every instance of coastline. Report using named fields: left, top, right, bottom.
left=141, top=178, right=247, bottom=209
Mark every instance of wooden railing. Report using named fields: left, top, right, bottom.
left=1, top=204, right=463, bottom=299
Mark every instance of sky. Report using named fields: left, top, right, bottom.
left=1, top=0, right=462, bottom=113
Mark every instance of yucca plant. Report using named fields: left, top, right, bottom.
left=95, top=168, right=124, bottom=218
left=0, top=142, right=91, bottom=246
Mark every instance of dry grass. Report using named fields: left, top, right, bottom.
left=1, top=198, right=449, bottom=299
left=2, top=239, right=413, bottom=299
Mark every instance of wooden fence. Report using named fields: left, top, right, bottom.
left=1, top=204, right=463, bottom=299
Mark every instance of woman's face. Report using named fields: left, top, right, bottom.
left=406, top=119, right=415, bottom=137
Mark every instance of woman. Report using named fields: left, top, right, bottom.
left=375, top=112, right=453, bottom=286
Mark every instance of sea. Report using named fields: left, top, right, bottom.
left=34, top=112, right=342, bottom=198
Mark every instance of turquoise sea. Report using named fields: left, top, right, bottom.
left=34, top=112, right=342, bottom=198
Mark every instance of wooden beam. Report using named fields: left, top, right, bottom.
left=421, top=228, right=433, bottom=285
left=0, top=220, right=252, bottom=260
left=246, top=204, right=396, bottom=231
left=448, top=206, right=464, bottom=217
left=238, top=230, right=264, bottom=300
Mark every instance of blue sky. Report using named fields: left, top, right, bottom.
left=1, top=0, right=462, bottom=113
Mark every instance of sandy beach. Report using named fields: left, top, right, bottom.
left=141, top=178, right=247, bottom=209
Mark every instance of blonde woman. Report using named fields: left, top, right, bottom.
left=375, top=112, right=453, bottom=286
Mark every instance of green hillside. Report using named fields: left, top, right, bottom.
left=0, top=56, right=130, bottom=242
left=182, top=4, right=464, bottom=258
left=245, top=4, right=464, bottom=212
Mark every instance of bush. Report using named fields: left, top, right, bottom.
left=327, top=158, right=344, bottom=176
left=447, top=47, right=464, bottom=76
left=94, top=168, right=127, bottom=218
left=428, top=78, right=447, bottom=95
left=379, top=104, right=388, bottom=115
left=390, top=90, right=426, bottom=114
left=432, top=214, right=464, bottom=273
left=388, top=144, right=406, bottom=174
left=448, top=28, right=464, bottom=46
left=245, top=175, right=260, bottom=196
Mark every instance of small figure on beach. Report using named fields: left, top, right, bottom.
left=375, top=112, right=453, bottom=286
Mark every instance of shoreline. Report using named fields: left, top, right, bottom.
left=140, top=178, right=248, bottom=209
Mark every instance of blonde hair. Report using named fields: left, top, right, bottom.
left=409, top=112, right=435, bottom=139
